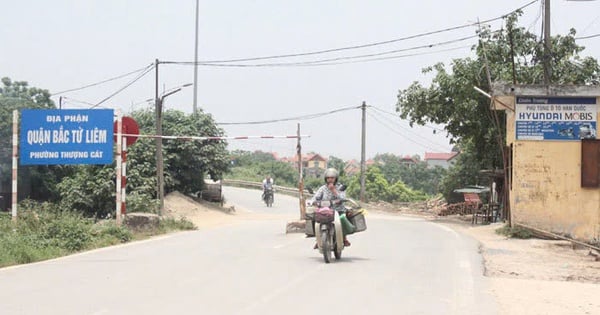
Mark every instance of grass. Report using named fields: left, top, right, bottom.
left=495, top=224, right=533, bottom=239
left=0, top=205, right=196, bottom=268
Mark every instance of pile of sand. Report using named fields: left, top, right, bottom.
left=164, top=191, right=238, bottom=229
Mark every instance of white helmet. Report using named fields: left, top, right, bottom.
left=323, top=168, right=339, bottom=183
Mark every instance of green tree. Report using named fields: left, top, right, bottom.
left=326, top=156, right=346, bottom=177
left=346, top=165, right=427, bottom=202
left=226, top=150, right=298, bottom=187
left=373, top=153, right=403, bottom=184
left=230, top=150, right=276, bottom=167
left=56, top=108, right=229, bottom=217
left=131, top=108, right=230, bottom=195
left=373, top=153, right=446, bottom=195
left=398, top=163, right=446, bottom=195
left=0, top=78, right=64, bottom=206
left=396, top=13, right=600, bottom=197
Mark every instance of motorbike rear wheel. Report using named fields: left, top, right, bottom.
left=321, top=228, right=331, bottom=263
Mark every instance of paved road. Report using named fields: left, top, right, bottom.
left=0, top=187, right=497, bottom=315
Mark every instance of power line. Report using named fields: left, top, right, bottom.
left=369, top=105, right=446, bottom=132
left=91, top=65, right=155, bottom=109
left=366, top=111, right=449, bottom=152
left=162, top=0, right=538, bottom=65
left=368, top=109, right=450, bottom=151
left=168, top=28, right=502, bottom=68
left=216, top=105, right=361, bottom=125
left=575, top=33, right=600, bottom=39
left=292, top=45, right=474, bottom=67
left=170, top=44, right=473, bottom=68
left=61, top=96, right=99, bottom=108
left=51, top=64, right=154, bottom=95
left=167, top=35, right=478, bottom=67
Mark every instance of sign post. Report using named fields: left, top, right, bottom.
left=12, top=111, right=18, bottom=221
left=113, top=115, right=139, bottom=224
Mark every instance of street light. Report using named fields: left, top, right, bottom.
left=155, top=83, right=193, bottom=215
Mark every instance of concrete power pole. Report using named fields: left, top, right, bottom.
left=543, top=0, right=551, bottom=85
left=193, top=0, right=199, bottom=114
left=360, top=101, right=366, bottom=202
left=155, top=59, right=165, bottom=215
left=297, top=123, right=306, bottom=219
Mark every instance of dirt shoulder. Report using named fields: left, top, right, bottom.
left=370, top=203, right=600, bottom=315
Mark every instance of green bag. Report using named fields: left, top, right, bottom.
left=340, top=213, right=356, bottom=235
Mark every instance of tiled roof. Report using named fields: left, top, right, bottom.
left=424, top=152, right=459, bottom=161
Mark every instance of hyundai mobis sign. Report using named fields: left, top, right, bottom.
left=20, top=109, right=114, bottom=165
left=516, top=96, right=597, bottom=141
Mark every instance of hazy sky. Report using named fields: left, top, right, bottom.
left=2, top=0, right=599, bottom=160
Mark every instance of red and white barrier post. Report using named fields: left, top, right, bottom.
left=115, top=112, right=123, bottom=225
left=121, top=139, right=127, bottom=216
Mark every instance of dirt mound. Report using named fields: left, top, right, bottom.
left=164, top=191, right=237, bottom=229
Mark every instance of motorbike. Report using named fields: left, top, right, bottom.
left=263, top=187, right=274, bottom=207
left=305, top=198, right=367, bottom=263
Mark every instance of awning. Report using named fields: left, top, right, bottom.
left=453, top=186, right=490, bottom=194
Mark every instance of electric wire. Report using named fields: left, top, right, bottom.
left=268, top=35, right=478, bottom=65
left=170, top=29, right=502, bottom=68
left=366, top=111, right=449, bottom=152
left=51, top=64, right=154, bottom=95
left=91, top=64, right=155, bottom=109
left=367, top=109, right=450, bottom=151
left=61, top=96, right=96, bottom=107
left=216, top=105, right=361, bottom=125
left=162, top=0, right=538, bottom=65
left=526, top=0, right=544, bottom=33
left=369, top=105, right=446, bottom=132
left=181, top=45, right=473, bottom=68
left=575, top=33, right=600, bottom=39
left=167, top=35, right=478, bottom=67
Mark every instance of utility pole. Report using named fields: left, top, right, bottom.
left=543, top=0, right=551, bottom=85
left=360, top=101, right=366, bottom=202
left=297, top=123, right=306, bottom=220
left=155, top=59, right=165, bottom=215
left=193, top=0, right=199, bottom=114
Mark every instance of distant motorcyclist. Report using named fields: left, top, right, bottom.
left=309, top=168, right=351, bottom=248
left=262, top=175, right=274, bottom=202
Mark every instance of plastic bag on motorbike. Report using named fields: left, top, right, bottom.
left=314, top=207, right=334, bottom=223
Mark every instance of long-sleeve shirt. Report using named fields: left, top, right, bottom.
left=310, top=184, right=346, bottom=212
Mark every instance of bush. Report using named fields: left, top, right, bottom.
left=44, top=212, right=93, bottom=251
left=159, top=217, right=196, bottom=232
left=93, top=222, right=133, bottom=243
left=126, top=191, right=159, bottom=213
left=0, top=199, right=196, bottom=268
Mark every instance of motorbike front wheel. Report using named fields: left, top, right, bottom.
left=334, top=229, right=342, bottom=260
left=266, top=194, right=273, bottom=207
left=321, top=228, right=331, bottom=263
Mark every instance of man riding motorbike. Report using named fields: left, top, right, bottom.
left=309, top=168, right=351, bottom=249
left=262, top=175, right=274, bottom=202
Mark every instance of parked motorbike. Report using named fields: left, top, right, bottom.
left=305, top=198, right=367, bottom=263
left=263, top=187, right=274, bottom=207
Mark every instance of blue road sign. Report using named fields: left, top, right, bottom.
left=516, top=97, right=597, bottom=141
left=20, top=109, right=114, bottom=165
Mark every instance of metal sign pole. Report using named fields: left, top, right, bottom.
left=11, top=110, right=18, bottom=222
